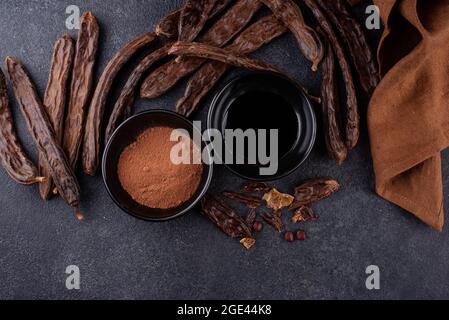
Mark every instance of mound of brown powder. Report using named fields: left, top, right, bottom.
left=117, top=126, right=203, bottom=209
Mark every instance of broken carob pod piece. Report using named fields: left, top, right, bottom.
left=0, top=68, right=44, bottom=185
left=290, top=178, right=340, bottom=210
left=260, top=0, right=324, bottom=72
left=319, top=32, right=347, bottom=165
left=304, top=0, right=359, bottom=149
left=141, top=0, right=263, bottom=99
left=261, top=211, right=283, bottom=233
left=156, top=0, right=231, bottom=39
left=82, top=31, right=157, bottom=176
left=39, top=35, right=75, bottom=200
left=6, top=56, right=82, bottom=219
left=316, top=0, right=379, bottom=96
left=104, top=43, right=173, bottom=145
left=179, top=0, right=217, bottom=42
left=241, top=181, right=271, bottom=194
left=263, top=189, right=294, bottom=211
left=168, top=41, right=318, bottom=103
left=292, top=206, right=318, bottom=223
left=64, top=12, right=99, bottom=176
left=201, top=194, right=255, bottom=249
left=246, top=208, right=257, bottom=229
left=223, top=191, right=261, bottom=209
left=176, top=14, right=287, bottom=117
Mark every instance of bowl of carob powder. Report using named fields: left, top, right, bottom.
left=102, top=110, right=213, bottom=221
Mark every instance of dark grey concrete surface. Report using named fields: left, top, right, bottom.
left=0, top=0, right=448, bottom=300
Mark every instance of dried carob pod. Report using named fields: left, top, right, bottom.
left=260, top=0, right=324, bottom=71
left=320, top=32, right=347, bottom=165
left=223, top=191, right=261, bottom=209
left=141, top=0, right=263, bottom=99
left=39, top=35, right=74, bottom=200
left=246, top=208, right=257, bottom=228
left=304, top=0, right=359, bottom=149
left=6, top=57, right=82, bottom=218
left=0, top=67, right=44, bottom=185
left=64, top=12, right=99, bottom=176
left=82, top=31, right=157, bottom=176
left=316, top=0, right=379, bottom=96
left=290, top=178, right=340, bottom=210
left=104, top=43, right=173, bottom=145
left=179, top=0, right=217, bottom=42
left=176, top=14, right=287, bottom=117
left=262, top=189, right=294, bottom=211
left=156, top=0, right=232, bottom=39
left=201, top=194, right=255, bottom=249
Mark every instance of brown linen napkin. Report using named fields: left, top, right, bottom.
left=369, top=0, right=449, bottom=231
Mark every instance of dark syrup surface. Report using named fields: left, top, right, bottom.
left=225, top=90, right=299, bottom=159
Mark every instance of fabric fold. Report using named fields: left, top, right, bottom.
left=369, top=0, right=449, bottom=231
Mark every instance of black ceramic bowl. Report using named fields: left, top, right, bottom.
left=208, top=72, right=316, bottom=181
left=102, top=110, right=213, bottom=221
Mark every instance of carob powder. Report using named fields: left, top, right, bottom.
left=118, top=126, right=203, bottom=209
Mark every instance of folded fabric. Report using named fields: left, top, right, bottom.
left=369, top=0, right=449, bottom=231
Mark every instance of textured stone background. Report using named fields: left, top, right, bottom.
left=0, top=0, right=448, bottom=300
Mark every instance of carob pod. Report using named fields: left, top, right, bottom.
left=304, top=0, right=359, bottom=149
left=222, top=191, right=261, bottom=209
left=316, top=0, right=379, bottom=96
left=176, top=14, right=287, bottom=117
left=39, top=35, right=75, bottom=200
left=6, top=57, right=81, bottom=218
left=156, top=0, right=231, bottom=39
left=290, top=178, right=340, bottom=210
left=319, top=34, right=347, bottom=165
left=260, top=0, right=324, bottom=72
left=64, top=12, right=99, bottom=173
left=179, top=0, right=217, bottom=42
left=104, top=43, right=173, bottom=145
left=82, top=32, right=157, bottom=176
left=141, top=0, right=263, bottom=99
left=0, top=68, right=44, bottom=185
left=168, top=41, right=315, bottom=101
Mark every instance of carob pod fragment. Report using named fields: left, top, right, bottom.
left=104, top=43, right=173, bottom=145
left=290, top=178, right=341, bottom=210
left=82, top=32, right=156, bottom=176
left=319, top=34, right=347, bottom=165
left=176, top=14, right=287, bottom=117
left=260, top=0, right=324, bottom=71
left=316, top=0, right=379, bottom=96
left=39, top=35, right=75, bottom=200
left=304, top=0, right=359, bottom=149
left=179, top=0, right=217, bottom=42
left=6, top=57, right=81, bottom=218
left=0, top=67, right=43, bottom=185
left=141, top=0, right=263, bottom=99
left=64, top=12, right=99, bottom=174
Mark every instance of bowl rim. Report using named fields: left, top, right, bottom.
left=207, top=71, right=317, bottom=182
left=102, top=109, right=214, bottom=222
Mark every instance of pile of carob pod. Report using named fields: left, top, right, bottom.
left=0, top=0, right=379, bottom=247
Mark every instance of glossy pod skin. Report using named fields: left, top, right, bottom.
left=64, top=12, right=99, bottom=174
left=140, top=0, right=263, bottom=99
left=0, top=67, right=43, bottom=185
left=39, top=35, right=75, bottom=200
left=175, top=14, right=287, bottom=117
left=260, top=0, right=324, bottom=72
left=82, top=31, right=157, bottom=176
left=6, top=56, right=81, bottom=210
